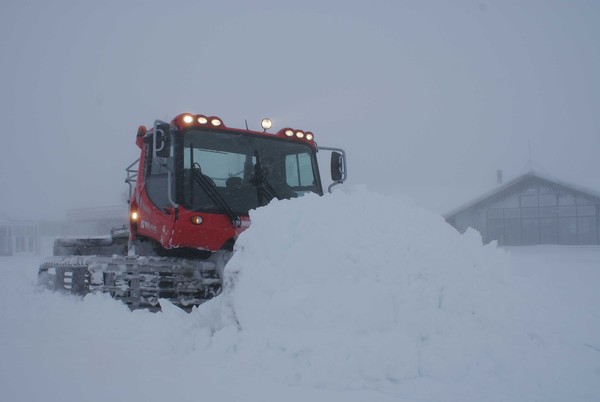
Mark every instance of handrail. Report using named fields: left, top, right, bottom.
left=125, top=158, right=139, bottom=200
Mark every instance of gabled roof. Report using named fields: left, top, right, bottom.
left=444, top=170, right=600, bottom=219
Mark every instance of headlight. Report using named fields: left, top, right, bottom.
left=191, top=216, right=203, bottom=225
left=131, top=211, right=139, bottom=221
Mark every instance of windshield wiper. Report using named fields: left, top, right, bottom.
left=191, top=162, right=241, bottom=227
left=250, top=150, right=279, bottom=206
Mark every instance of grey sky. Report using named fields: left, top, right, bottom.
left=1, top=0, right=599, bottom=219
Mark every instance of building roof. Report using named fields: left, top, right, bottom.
left=444, top=170, right=600, bottom=219
left=0, top=214, right=39, bottom=226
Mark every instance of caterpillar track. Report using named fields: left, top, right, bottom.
left=38, top=239, right=225, bottom=311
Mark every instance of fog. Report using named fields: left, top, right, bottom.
left=1, top=0, right=599, bottom=220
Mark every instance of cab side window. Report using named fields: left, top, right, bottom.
left=285, top=153, right=314, bottom=188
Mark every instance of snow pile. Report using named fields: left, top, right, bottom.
left=190, top=187, right=520, bottom=392
left=2, top=187, right=599, bottom=401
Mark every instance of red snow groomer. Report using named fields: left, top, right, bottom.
left=39, top=113, right=347, bottom=310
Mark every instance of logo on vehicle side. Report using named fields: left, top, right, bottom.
left=141, top=220, right=157, bottom=232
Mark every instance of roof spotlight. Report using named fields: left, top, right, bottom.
left=285, top=129, right=294, bottom=137
left=305, top=132, right=314, bottom=141
left=182, top=114, right=194, bottom=124
left=295, top=131, right=305, bottom=139
left=261, top=118, right=272, bottom=132
left=197, top=116, right=208, bottom=124
left=211, top=118, right=222, bottom=127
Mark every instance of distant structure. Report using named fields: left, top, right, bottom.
left=445, top=171, right=600, bottom=246
left=64, top=205, right=128, bottom=235
left=0, top=217, right=40, bottom=256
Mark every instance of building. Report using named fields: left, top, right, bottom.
left=0, top=218, right=41, bottom=256
left=445, top=171, right=600, bottom=246
left=64, top=205, right=129, bottom=235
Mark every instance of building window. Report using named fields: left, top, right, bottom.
left=487, top=209, right=503, bottom=219
left=558, top=217, right=578, bottom=244
left=540, top=218, right=558, bottom=243
left=0, top=230, right=9, bottom=255
left=577, top=205, right=596, bottom=217
left=521, top=207, right=539, bottom=218
left=522, top=218, right=540, bottom=245
left=504, top=208, right=520, bottom=219
left=15, top=236, right=25, bottom=252
left=520, top=195, right=538, bottom=208
left=486, top=219, right=504, bottom=244
left=557, top=206, right=577, bottom=217
left=578, top=217, right=597, bottom=244
left=539, top=194, right=557, bottom=206
left=539, top=207, right=557, bottom=218
left=504, top=219, right=522, bottom=246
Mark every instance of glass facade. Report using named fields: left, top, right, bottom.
left=480, top=182, right=599, bottom=245
left=0, top=224, right=38, bottom=256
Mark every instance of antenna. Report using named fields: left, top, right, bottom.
left=519, top=140, right=534, bottom=174
left=519, top=140, right=551, bottom=176
left=245, top=120, right=249, bottom=130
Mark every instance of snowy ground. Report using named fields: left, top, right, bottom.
left=1, top=188, right=599, bottom=402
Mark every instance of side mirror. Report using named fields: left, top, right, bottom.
left=331, top=152, right=343, bottom=182
left=319, top=146, right=347, bottom=193
left=153, top=121, right=172, bottom=160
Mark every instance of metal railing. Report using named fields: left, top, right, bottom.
left=125, top=159, right=139, bottom=201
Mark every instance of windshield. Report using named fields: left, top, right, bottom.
left=181, top=130, right=322, bottom=214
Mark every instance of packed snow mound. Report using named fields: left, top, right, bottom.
left=189, top=187, right=517, bottom=388
left=2, top=188, right=599, bottom=402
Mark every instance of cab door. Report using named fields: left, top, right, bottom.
left=138, top=123, right=178, bottom=247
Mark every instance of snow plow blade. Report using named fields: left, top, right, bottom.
left=38, top=255, right=221, bottom=311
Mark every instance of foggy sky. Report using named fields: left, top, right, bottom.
left=1, top=0, right=599, bottom=220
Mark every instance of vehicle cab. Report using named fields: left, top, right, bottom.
left=126, top=113, right=347, bottom=255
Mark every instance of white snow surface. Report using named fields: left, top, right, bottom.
left=1, top=187, right=599, bottom=401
